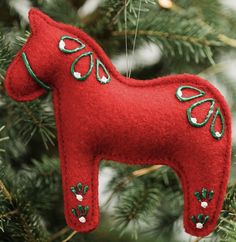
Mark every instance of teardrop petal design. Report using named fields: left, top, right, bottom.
left=187, top=98, right=215, bottom=127
left=71, top=52, right=94, bottom=81
left=59, top=35, right=85, bottom=54
left=210, top=108, right=225, bottom=139
left=96, top=59, right=110, bottom=84
left=176, top=86, right=205, bottom=102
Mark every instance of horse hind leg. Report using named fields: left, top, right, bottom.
left=174, top=146, right=230, bottom=237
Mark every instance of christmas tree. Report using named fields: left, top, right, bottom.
left=0, top=0, right=236, bottom=241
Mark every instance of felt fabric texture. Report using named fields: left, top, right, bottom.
left=4, top=9, right=232, bottom=237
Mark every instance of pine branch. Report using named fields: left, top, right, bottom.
left=48, top=226, right=70, bottom=242
left=105, top=162, right=180, bottom=239
left=18, top=157, right=60, bottom=213
left=0, top=209, right=18, bottom=219
left=0, top=180, right=13, bottom=204
left=0, top=33, right=11, bottom=80
left=0, top=157, right=59, bottom=241
left=217, top=184, right=236, bottom=241
left=193, top=237, right=203, bottom=242
left=5, top=99, right=56, bottom=150
left=62, top=231, right=77, bottom=242
left=39, top=0, right=81, bottom=26
left=0, top=179, right=46, bottom=242
left=112, top=30, right=221, bottom=47
left=145, top=191, right=182, bottom=239
left=0, top=126, right=8, bottom=156
left=101, top=0, right=236, bottom=65
left=132, top=165, right=162, bottom=177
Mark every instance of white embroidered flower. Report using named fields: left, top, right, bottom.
left=215, top=131, right=221, bottom=138
left=59, top=40, right=66, bottom=50
left=74, top=72, right=82, bottom=78
left=100, top=76, right=108, bottom=83
left=76, top=194, right=83, bottom=202
left=79, top=216, right=86, bottom=223
left=177, top=89, right=182, bottom=98
left=201, top=201, right=208, bottom=208
left=191, top=117, right=197, bottom=124
left=196, top=222, right=203, bottom=229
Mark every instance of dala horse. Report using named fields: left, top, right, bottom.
left=4, top=9, right=232, bottom=236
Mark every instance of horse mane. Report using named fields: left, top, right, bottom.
left=33, top=9, right=195, bottom=87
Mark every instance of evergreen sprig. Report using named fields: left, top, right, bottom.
left=0, top=157, right=59, bottom=242
left=5, top=98, right=55, bottom=150
left=217, top=184, right=236, bottom=241
left=110, top=1, right=222, bottom=64
left=0, top=33, right=11, bottom=80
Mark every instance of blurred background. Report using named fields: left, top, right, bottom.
left=0, top=0, right=235, bottom=241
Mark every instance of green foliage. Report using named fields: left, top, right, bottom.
left=0, top=0, right=235, bottom=241
left=0, top=33, right=11, bottom=80
left=113, top=5, right=222, bottom=64
left=0, top=157, right=59, bottom=242
left=5, top=98, right=55, bottom=149
left=217, top=185, right=236, bottom=241
left=89, top=0, right=236, bottom=64
left=40, top=0, right=82, bottom=26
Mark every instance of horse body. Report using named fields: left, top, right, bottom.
left=4, top=9, right=232, bottom=237
left=55, top=74, right=210, bottom=160
left=51, top=59, right=231, bottom=236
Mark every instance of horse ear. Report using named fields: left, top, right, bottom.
left=29, top=8, right=53, bottom=34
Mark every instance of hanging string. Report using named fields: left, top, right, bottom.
left=124, top=0, right=129, bottom=77
left=128, top=0, right=142, bottom=78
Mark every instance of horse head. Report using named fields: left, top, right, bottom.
left=5, top=9, right=112, bottom=102
left=4, top=10, right=62, bottom=100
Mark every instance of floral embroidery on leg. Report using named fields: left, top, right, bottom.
left=191, top=214, right=209, bottom=229
left=194, top=188, right=214, bottom=208
left=71, top=205, right=89, bottom=224
left=70, top=183, right=89, bottom=201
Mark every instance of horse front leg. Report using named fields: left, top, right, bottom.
left=59, top=150, right=99, bottom=232
left=52, top=91, right=100, bottom=232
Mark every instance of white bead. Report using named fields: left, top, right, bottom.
left=196, top=222, right=203, bottom=229
left=59, top=40, right=65, bottom=49
left=79, top=216, right=86, bottom=223
left=76, top=194, right=83, bottom=202
left=215, top=131, right=221, bottom=138
left=100, top=76, right=108, bottom=83
left=201, top=201, right=208, bottom=208
left=177, top=89, right=182, bottom=97
left=191, top=117, right=197, bottom=124
left=74, top=72, right=81, bottom=78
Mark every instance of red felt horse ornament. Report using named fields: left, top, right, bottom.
left=4, top=9, right=232, bottom=237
